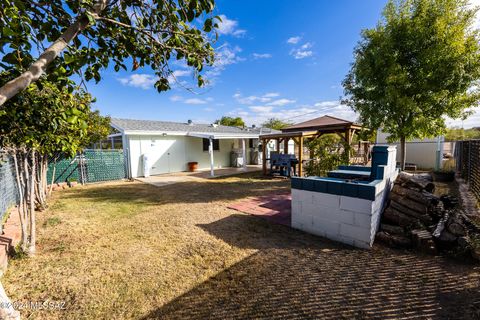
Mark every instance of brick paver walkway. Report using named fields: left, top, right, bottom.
left=228, top=193, right=291, bottom=226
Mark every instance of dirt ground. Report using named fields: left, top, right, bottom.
left=3, top=173, right=480, bottom=319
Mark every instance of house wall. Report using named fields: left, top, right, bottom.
left=126, top=135, right=241, bottom=177
left=376, top=131, right=443, bottom=169
left=184, top=137, right=233, bottom=170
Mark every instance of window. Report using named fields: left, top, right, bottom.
left=249, top=139, right=254, bottom=148
left=202, top=138, right=219, bottom=151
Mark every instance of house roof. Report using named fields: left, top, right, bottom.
left=110, top=118, right=279, bottom=139
left=282, top=115, right=362, bottom=132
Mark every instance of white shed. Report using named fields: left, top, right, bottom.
left=109, top=118, right=279, bottom=178
left=376, top=131, right=444, bottom=170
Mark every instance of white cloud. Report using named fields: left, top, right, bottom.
left=170, top=95, right=183, bottom=102
left=233, top=92, right=283, bottom=105
left=167, top=69, right=191, bottom=85
left=118, top=74, right=156, bottom=90
left=263, top=92, right=280, bottom=98
left=184, top=98, right=207, bottom=105
left=446, top=108, right=480, bottom=129
left=253, top=53, right=272, bottom=59
left=173, top=70, right=190, bottom=77
left=227, top=100, right=357, bottom=127
left=237, top=95, right=271, bottom=104
left=289, top=40, right=315, bottom=59
left=287, top=36, right=301, bottom=44
left=267, top=98, right=296, bottom=106
left=203, top=107, right=215, bottom=112
left=290, top=48, right=314, bottom=59
left=204, top=44, right=245, bottom=82
left=217, top=15, right=246, bottom=37
left=249, top=106, right=273, bottom=113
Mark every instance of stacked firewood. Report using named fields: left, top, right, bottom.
left=377, top=172, right=480, bottom=260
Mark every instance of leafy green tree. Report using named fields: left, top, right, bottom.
left=216, top=116, right=245, bottom=127
left=0, top=79, right=109, bottom=256
left=80, top=110, right=112, bottom=148
left=304, top=134, right=350, bottom=177
left=0, top=0, right=218, bottom=106
left=262, top=118, right=292, bottom=130
left=445, top=127, right=480, bottom=141
left=343, top=0, right=480, bottom=170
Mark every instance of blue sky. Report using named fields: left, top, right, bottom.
left=87, top=0, right=480, bottom=128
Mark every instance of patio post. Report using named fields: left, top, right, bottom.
left=262, top=138, right=267, bottom=175
left=284, top=138, right=289, bottom=154
left=209, top=137, right=214, bottom=177
left=242, top=138, right=247, bottom=171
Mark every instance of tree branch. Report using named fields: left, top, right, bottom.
left=0, top=0, right=109, bottom=107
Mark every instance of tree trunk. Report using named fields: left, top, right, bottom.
left=400, top=135, right=406, bottom=171
left=28, top=150, right=36, bottom=256
left=43, top=158, right=48, bottom=199
left=49, top=161, right=56, bottom=196
left=22, top=150, right=30, bottom=252
left=0, top=0, right=109, bottom=107
left=12, top=151, right=28, bottom=248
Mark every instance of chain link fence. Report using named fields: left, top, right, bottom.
left=48, top=149, right=127, bottom=184
left=0, top=149, right=127, bottom=221
left=455, top=140, right=480, bottom=201
left=0, top=152, right=18, bottom=224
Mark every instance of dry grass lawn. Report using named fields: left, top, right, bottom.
left=3, top=173, right=480, bottom=319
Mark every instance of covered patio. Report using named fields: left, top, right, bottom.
left=260, top=115, right=364, bottom=176
left=187, top=132, right=260, bottom=177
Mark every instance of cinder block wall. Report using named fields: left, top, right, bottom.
left=291, top=145, right=398, bottom=249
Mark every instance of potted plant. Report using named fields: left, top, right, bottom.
left=433, top=159, right=455, bottom=182
left=187, top=162, right=198, bottom=172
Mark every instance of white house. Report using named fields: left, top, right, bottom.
left=109, top=118, right=279, bottom=178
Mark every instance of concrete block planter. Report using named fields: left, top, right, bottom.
left=291, top=145, right=398, bottom=249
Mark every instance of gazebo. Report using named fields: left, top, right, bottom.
left=260, top=115, right=363, bottom=176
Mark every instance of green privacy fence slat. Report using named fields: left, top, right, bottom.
left=47, top=158, right=80, bottom=183
left=47, top=149, right=126, bottom=184
left=0, top=149, right=126, bottom=224
left=83, top=150, right=126, bottom=182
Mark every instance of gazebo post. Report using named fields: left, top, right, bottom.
left=262, top=138, right=268, bottom=175
left=242, top=138, right=247, bottom=171
left=298, top=136, right=304, bottom=177
left=284, top=138, right=289, bottom=154
left=276, top=138, right=280, bottom=152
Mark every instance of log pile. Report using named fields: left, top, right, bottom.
left=377, top=172, right=480, bottom=260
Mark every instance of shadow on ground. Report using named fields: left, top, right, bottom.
left=141, top=214, right=480, bottom=320
left=61, top=173, right=289, bottom=206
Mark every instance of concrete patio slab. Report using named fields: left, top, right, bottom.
left=136, top=165, right=262, bottom=187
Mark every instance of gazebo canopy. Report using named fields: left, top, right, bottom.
left=259, top=115, right=364, bottom=176
left=282, top=115, right=362, bottom=133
